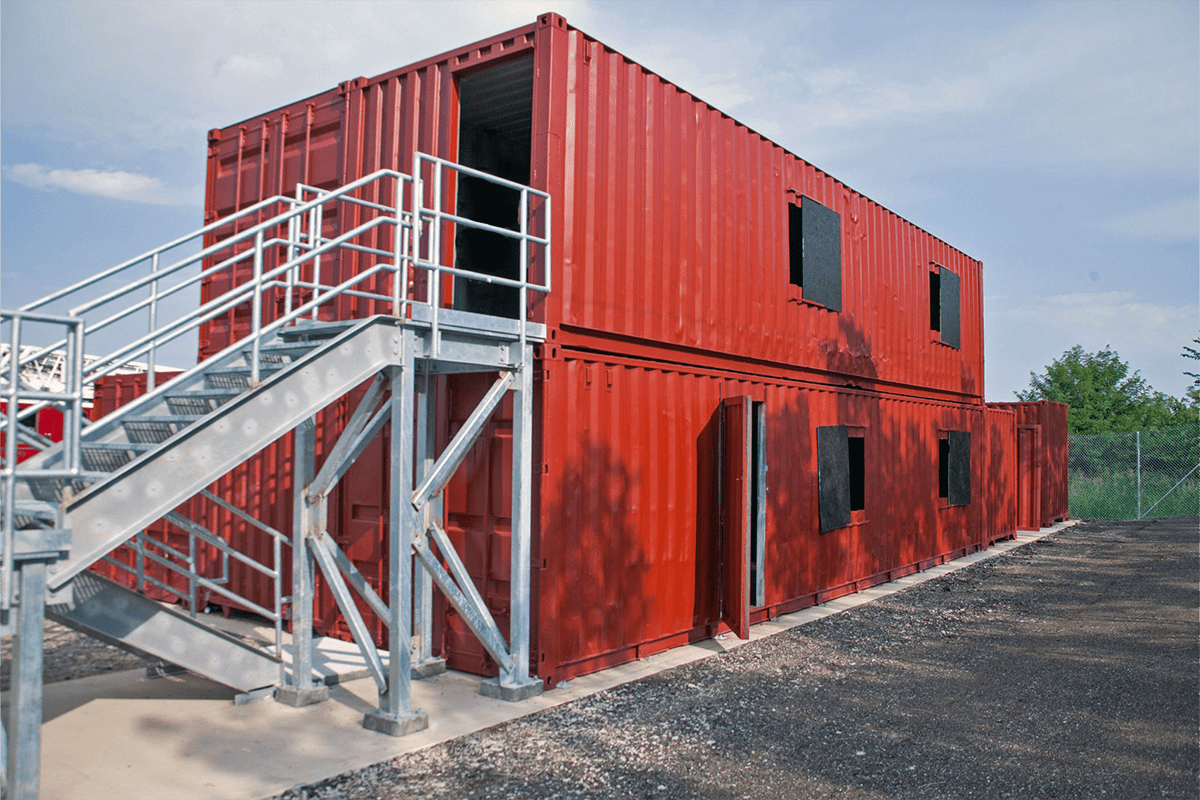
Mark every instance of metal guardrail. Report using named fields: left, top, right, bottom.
left=1, top=151, right=551, bottom=617
left=0, top=311, right=84, bottom=610
left=98, top=489, right=287, bottom=677
left=14, top=153, right=550, bottom=422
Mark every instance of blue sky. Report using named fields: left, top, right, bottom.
left=2, top=0, right=1197, bottom=400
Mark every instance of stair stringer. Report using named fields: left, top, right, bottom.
left=47, top=317, right=401, bottom=592
left=48, top=571, right=280, bottom=692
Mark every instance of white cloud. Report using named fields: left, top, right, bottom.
left=1103, top=197, right=1200, bottom=242
left=987, top=291, right=1199, bottom=400
left=5, top=163, right=199, bottom=206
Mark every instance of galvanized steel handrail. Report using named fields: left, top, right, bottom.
left=2, top=153, right=552, bottom=618
left=412, top=153, right=552, bottom=357
left=0, top=310, right=84, bottom=610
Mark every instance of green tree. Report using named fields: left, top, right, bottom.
left=1184, top=335, right=1200, bottom=408
left=1018, top=346, right=1151, bottom=434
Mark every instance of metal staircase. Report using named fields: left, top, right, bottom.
left=1, top=154, right=551, bottom=799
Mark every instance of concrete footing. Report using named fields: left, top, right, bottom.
left=411, top=657, right=447, bottom=679
left=362, top=708, right=430, bottom=737
left=480, top=676, right=544, bottom=702
left=273, top=682, right=330, bottom=707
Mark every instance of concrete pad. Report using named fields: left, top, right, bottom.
left=33, top=521, right=1076, bottom=800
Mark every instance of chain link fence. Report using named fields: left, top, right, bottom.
left=1068, top=424, right=1199, bottom=519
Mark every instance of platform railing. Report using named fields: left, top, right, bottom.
left=13, top=155, right=551, bottom=433
left=98, top=489, right=287, bottom=678
left=0, top=311, right=84, bottom=610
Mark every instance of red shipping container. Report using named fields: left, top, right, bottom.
left=990, top=401, right=1069, bottom=527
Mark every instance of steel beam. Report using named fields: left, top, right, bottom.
left=5, top=560, right=47, bottom=800
left=274, top=418, right=328, bottom=707
left=482, top=354, right=543, bottom=701
left=308, top=530, right=388, bottom=693
left=363, top=340, right=428, bottom=736
left=411, top=371, right=445, bottom=677
left=322, top=530, right=390, bottom=625
left=308, top=372, right=387, bottom=499
left=412, top=530, right=510, bottom=666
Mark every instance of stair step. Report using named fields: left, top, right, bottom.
left=23, top=472, right=106, bottom=502
left=203, top=364, right=284, bottom=389
left=120, top=415, right=203, bottom=444
left=278, top=319, right=358, bottom=342
left=164, top=388, right=242, bottom=416
left=256, top=342, right=322, bottom=357
left=9, top=499, right=58, bottom=529
left=80, top=441, right=157, bottom=472
left=81, top=441, right=157, bottom=452
left=166, top=388, right=243, bottom=400
left=123, top=414, right=205, bottom=424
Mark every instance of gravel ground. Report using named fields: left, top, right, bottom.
left=274, top=517, right=1199, bottom=800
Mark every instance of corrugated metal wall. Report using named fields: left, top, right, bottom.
left=535, top=351, right=993, bottom=686
left=547, top=23, right=984, bottom=397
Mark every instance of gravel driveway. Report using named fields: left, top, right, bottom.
left=276, top=517, right=1199, bottom=799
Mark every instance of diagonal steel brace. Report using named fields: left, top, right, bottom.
left=410, top=370, right=512, bottom=511
left=412, top=522, right=511, bottom=668
left=309, top=372, right=388, bottom=500
left=308, top=531, right=388, bottom=693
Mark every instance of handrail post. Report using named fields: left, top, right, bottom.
left=2, top=315, right=20, bottom=610
left=286, top=191, right=300, bottom=317
left=311, top=203, right=324, bottom=320
left=398, top=176, right=412, bottom=316
left=147, top=253, right=159, bottom=391
left=412, top=168, right=423, bottom=314
left=518, top=187, right=529, bottom=355
left=251, top=230, right=264, bottom=385
left=430, top=158, right=442, bottom=356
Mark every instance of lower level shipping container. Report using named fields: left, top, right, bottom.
left=89, top=350, right=1037, bottom=687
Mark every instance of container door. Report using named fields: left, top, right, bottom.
left=1017, top=425, right=1041, bottom=530
left=720, top=396, right=752, bottom=639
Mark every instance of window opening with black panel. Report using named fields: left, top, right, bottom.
left=929, top=264, right=961, bottom=349
left=817, top=425, right=865, bottom=532
left=788, top=197, right=842, bottom=311
left=938, top=429, right=971, bottom=507
left=453, top=55, right=534, bottom=318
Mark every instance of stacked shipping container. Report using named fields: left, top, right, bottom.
left=175, top=14, right=1063, bottom=686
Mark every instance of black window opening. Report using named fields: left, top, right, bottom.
left=930, top=265, right=961, bottom=349
left=788, top=197, right=842, bottom=312
left=817, top=425, right=865, bottom=532
left=939, top=430, right=971, bottom=507
left=453, top=55, right=534, bottom=319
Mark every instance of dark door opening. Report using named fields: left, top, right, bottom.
left=454, top=56, right=534, bottom=318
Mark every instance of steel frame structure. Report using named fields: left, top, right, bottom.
left=0, top=153, right=550, bottom=797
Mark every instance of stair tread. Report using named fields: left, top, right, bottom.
left=123, top=414, right=205, bottom=424
left=165, top=387, right=243, bottom=398
left=81, top=441, right=157, bottom=451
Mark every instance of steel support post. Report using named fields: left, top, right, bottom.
left=275, top=417, right=329, bottom=706
left=411, top=369, right=446, bottom=679
left=363, top=336, right=429, bottom=735
left=481, top=353, right=543, bottom=702
left=5, top=559, right=48, bottom=800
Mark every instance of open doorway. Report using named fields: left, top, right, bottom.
left=454, top=55, right=534, bottom=318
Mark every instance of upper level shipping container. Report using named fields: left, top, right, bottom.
left=203, top=13, right=984, bottom=401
